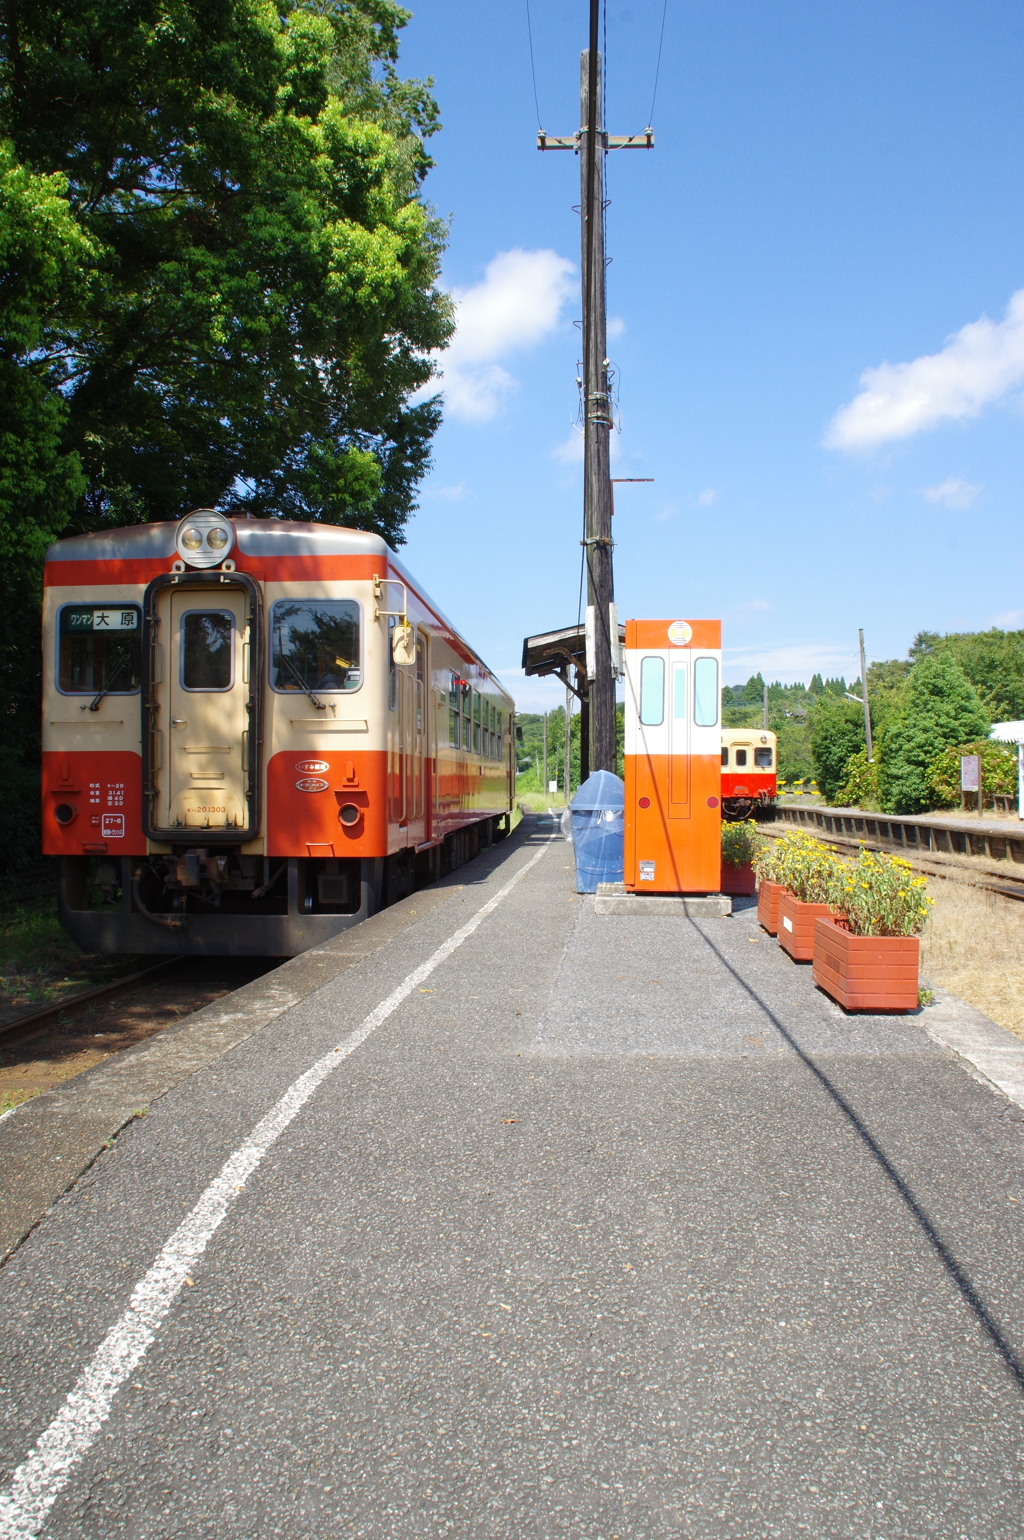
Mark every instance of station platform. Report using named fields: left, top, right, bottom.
left=3, top=813, right=1024, bottom=1537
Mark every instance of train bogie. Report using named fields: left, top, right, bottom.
left=42, top=516, right=515, bottom=955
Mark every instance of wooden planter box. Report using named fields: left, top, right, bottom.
left=721, top=860, right=756, bottom=895
left=757, top=879, right=786, bottom=935
left=777, top=891, right=833, bottom=961
left=813, top=918, right=919, bottom=1012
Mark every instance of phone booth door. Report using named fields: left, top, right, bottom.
left=624, top=619, right=722, bottom=894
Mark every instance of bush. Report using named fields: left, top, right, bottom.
left=810, top=693, right=866, bottom=804
left=877, top=653, right=990, bottom=814
left=928, top=739, right=1018, bottom=809
left=721, top=820, right=764, bottom=868
left=834, top=749, right=881, bottom=810
left=835, top=852, right=933, bottom=937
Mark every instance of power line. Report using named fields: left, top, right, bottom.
left=524, top=0, right=543, bottom=130
left=647, top=0, right=669, bottom=128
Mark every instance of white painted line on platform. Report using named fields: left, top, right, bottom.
left=0, top=839, right=551, bottom=1540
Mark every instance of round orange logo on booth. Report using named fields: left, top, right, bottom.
left=667, top=621, right=692, bottom=646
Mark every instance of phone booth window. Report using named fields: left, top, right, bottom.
left=693, top=657, right=719, bottom=726
left=639, top=657, right=665, bottom=726
left=672, top=666, right=686, bottom=720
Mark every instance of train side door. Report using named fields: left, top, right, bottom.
left=156, top=585, right=249, bottom=831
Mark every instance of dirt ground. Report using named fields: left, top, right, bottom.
left=0, top=961, right=269, bottom=1117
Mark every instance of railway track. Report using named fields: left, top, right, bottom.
left=767, top=807, right=1024, bottom=902
left=0, top=958, right=182, bottom=1048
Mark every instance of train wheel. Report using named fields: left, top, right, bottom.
left=721, top=798, right=755, bottom=823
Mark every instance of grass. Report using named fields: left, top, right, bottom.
left=0, top=880, right=144, bottom=1025
left=921, top=880, right=1024, bottom=1043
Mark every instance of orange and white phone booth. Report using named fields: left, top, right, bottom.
left=623, top=619, right=722, bottom=893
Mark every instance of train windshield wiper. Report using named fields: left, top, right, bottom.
left=278, top=653, right=325, bottom=710
left=83, top=650, right=131, bottom=712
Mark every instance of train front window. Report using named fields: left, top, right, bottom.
left=182, top=611, right=233, bottom=691
left=721, top=747, right=729, bottom=766
left=58, top=605, right=141, bottom=694
left=271, top=600, right=360, bottom=694
left=734, top=748, right=748, bottom=767
left=755, top=747, right=773, bottom=768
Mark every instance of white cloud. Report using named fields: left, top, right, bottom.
left=697, top=487, right=718, bottom=506
left=438, top=249, right=575, bottom=422
left=723, top=643, right=860, bottom=685
left=922, top=477, right=981, bottom=510
left=552, top=429, right=584, bottom=465
left=825, top=288, right=1024, bottom=451
left=607, top=316, right=626, bottom=341
left=992, top=609, right=1024, bottom=628
left=424, top=482, right=468, bottom=502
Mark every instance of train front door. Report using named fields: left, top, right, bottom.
left=155, top=585, right=250, bottom=832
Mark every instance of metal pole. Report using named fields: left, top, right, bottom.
left=580, top=33, right=615, bottom=772
left=564, top=684, right=573, bottom=803
left=542, top=712, right=548, bottom=797
left=858, top=628, right=873, bottom=762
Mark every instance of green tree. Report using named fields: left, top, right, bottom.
left=809, top=692, right=865, bottom=804
left=877, top=653, right=990, bottom=814
left=928, top=739, right=1018, bottom=810
left=1, top=0, right=452, bottom=543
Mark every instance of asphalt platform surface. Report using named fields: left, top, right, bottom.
left=2, top=814, right=1024, bottom=1538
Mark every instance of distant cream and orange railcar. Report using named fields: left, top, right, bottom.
left=42, top=514, right=514, bottom=955
left=720, top=728, right=777, bottom=821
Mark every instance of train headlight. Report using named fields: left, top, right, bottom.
left=175, top=510, right=235, bottom=568
left=338, top=803, right=361, bottom=826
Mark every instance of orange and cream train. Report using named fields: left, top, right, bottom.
left=720, top=728, right=777, bottom=822
left=623, top=619, right=722, bottom=894
left=42, top=513, right=514, bottom=955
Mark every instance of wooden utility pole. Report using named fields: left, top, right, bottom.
left=538, top=4, right=653, bottom=773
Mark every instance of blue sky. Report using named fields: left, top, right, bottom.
left=396, top=3, right=1024, bottom=709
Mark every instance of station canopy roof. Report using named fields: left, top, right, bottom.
left=991, top=721, right=1024, bottom=744
left=521, top=621, right=626, bottom=681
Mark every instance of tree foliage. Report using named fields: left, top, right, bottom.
left=928, top=739, right=1018, bottom=809
left=1, top=0, right=452, bottom=545
left=877, top=653, right=990, bottom=814
left=809, top=692, right=866, bottom=804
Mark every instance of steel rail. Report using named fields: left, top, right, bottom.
left=0, top=958, right=182, bottom=1048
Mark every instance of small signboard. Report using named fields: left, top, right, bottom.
left=961, top=754, right=981, bottom=792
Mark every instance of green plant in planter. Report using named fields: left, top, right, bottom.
left=721, top=819, right=764, bottom=868
left=836, top=851, right=933, bottom=937
left=759, top=831, right=843, bottom=903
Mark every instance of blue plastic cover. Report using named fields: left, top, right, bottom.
left=570, top=769, right=625, bottom=811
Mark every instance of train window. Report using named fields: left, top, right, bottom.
left=415, top=638, right=424, bottom=732
left=755, top=747, right=773, bottom=768
left=721, top=746, right=729, bottom=767
left=449, top=671, right=458, bottom=708
left=461, top=682, right=472, bottom=749
left=270, top=599, right=360, bottom=694
left=734, top=748, right=748, bottom=767
left=182, top=611, right=233, bottom=691
left=449, top=708, right=459, bottom=746
left=473, top=692, right=481, bottom=754
left=693, top=657, right=719, bottom=727
left=639, top=657, right=665, bottom=726
left=57, top=605, right=141, bottom=695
